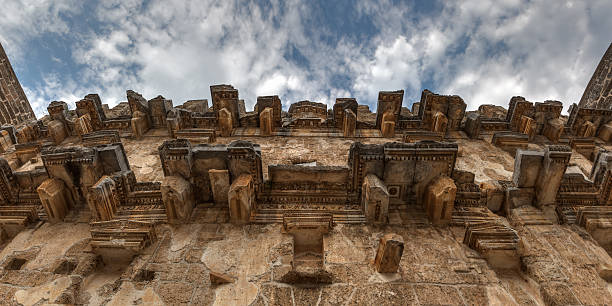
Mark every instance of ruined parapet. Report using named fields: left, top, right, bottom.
left=463, top=222, right=520, bottom=268
left=417, top=89, right=466, bottom=132
left=255, top=96, right=282, bottom=127
left=211, top=84, right=240, bottom=128
left=76, top=94, right=106, bottom=131
left=333, top=98, right=358, bottom=129
left=375, top=90, right=403, bottom=129
left=147, top=95, right=172, bottom=128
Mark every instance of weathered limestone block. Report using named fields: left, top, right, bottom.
left=208, top=169, right=230, bottom=206
left=432, top=111, right=448, bottom=133
left=542, top=118, right=564, bottom=143
left=0, top=130, right=12, bottom=153
left=37, top=178, right=73, bottom=223
left=87, top=176, right=119, bottom=221
left=480, top=181, right=504, bottom=213
left=259, top=107, right=274, bottom=136
left=512, top=150, right=544, bottom=188
left=578, top=120, right=596, bottom=138
left=343, top=108, right=356, bottom=137
left=47, top=120, right=66, bottom=145
left=402, top=130, right=443, bottom=143
left=380, top=111, right=395, bottom=138
left=75, top=114, right=93, bottom=136
left=535, top=145, right=571, bottom=208
left=228, top=174, right=254, bottom=224
left=464, top=112, right=481, bottom=139
left=570, top=137, right=595, bottom=160
left=131, top=111, right=149, bottom=138
left=161, top=176, right=195, bottom=223
left=576, top=206, right=612, bottom=254
left=374, top=233, right=404, bottom=273
left=218, top=107, right=233, bottom=137
left=362, top=174, right=389, bottom=223
left=90, top=220, right=156, bottom=262
left=463, top=222, right=520, bottom=268
left=424, top=175, right=456, bottom=225
left=598, top=121, right=612, bottom=142
left=519, top=115, right=535, bottom=139
left=492, top=132, right=528, bottom=156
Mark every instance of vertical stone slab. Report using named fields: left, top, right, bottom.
left=464, top=112, right=481, bottom=139
left=161, top=175, right=195, bottom=223
left=343, top=109, right=356, bottom=137
left=228, top=174, right=254, bottom=224
left=535, top=145, right=571, bottom=208
left=424, top=175, right=456, bottom=225
left=432, top=112, right=448, bottom=133
left=75, top=114, right=93, bottom=136
left=218, top=107, right=233, bottom=137
left=37, top=178, right=73, bottom=223
left=208, top=169, right=230, bottom=206
left=542, top=118, right=563, bottom=142
left=131, top=111, right=149, bottom=138
left=374, top=233, right=404, bottom=273
left=48, top=120, right=66, bottom=145
left=87, top=176, right=119, bottom=221
left=259, top=107, right=274, bottom=136
left=381, top=111, right=395, bottom=138
left=519, top=115, right=535, bottom=139
left=361, top=174, right=389, bottom=223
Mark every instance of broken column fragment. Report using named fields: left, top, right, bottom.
left=424, top=175, right=456, bottom=225
left=37, top=178, right=73, bottom=224
left=161, top=175, right=195, bottom=223
left=87, top=176, right=119, bottom=221
left=228, top=174, right=254, bottom=224
left=374, top=233, right=404, bottom=273
left=534, top=145, right=571, bottom=208
left=463, top=222, right=520, bottom=269
left=218, top=107, right=233, bottom=137
left=380, top=111, right=395, bottom=138
left=259, top=107, right=274, bottom=136
left=208, top=169, right=230, bottom=206
left=343, top=108, right=357, bottom=137
left=361, top=174, right=389, bottom=223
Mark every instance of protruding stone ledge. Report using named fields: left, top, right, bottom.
left=463, top=222, right=520, bottom=268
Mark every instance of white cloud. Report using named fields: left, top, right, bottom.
left=2, top=0, right=612, bottom=118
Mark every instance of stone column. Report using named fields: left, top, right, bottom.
left=374, top=233, right=404, bottom=273
left=161, top=176, right=195, bottom=223
left=424, top=175, right=456, bottom=225
left=208, top=169, right=230, bottom=206
left=218, top=108, right=233, bottom=137
left=228, top=174, right=254, bottom=224
left=361, top=174, right=389, bottom=223
left=343, top=109, right=356, bottom=137
left=260, top=107, right=274, bottom=136
left=37, top=178, right=73, bottom=223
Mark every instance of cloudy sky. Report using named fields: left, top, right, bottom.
left=1, top=0, right=611, bottom=118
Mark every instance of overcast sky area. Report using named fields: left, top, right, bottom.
left=1, top=0, right=611, bottom=118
